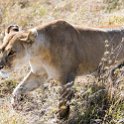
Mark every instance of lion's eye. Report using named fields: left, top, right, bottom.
left=8, top=50, right=15, bottom=56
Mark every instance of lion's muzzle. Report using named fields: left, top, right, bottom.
left=0, top=64, right=4, bottom=69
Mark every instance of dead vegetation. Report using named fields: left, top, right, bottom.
left=0, top=0, right=124, bottom=124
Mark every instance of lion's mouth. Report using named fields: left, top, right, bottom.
left=0, top=58, right=13, bottom=71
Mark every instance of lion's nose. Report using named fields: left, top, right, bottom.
left=0, top=65, right=3, bottom=69
left=0, top=59, right=5, bottom=70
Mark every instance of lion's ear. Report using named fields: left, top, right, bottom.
left=5, top=25, right=20, bottom=35
left=19, top=28, right=38, bottom=43
left=28, top=28, right=38, bottom=42
left=5, top=25, right=13, bottom=35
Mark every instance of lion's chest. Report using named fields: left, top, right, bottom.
left=29, top=57, right=59, bottom=79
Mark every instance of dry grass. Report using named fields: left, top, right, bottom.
left=0, top=99, right=25, bottom=124
left=0, top=0, right=124, bottom=124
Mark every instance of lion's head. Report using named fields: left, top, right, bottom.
left=0, top=27, right=38, bottom=70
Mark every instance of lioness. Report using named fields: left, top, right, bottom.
left=0, top=20, right=124, bottom=118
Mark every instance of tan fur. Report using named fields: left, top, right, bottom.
left=0, top=20, right=124, bottom=109
left=1, top=25, right=19, bottom=49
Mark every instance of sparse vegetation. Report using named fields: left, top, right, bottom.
left=0, top=101, right=25, bottom=124
left=0, top=79, right=17, bottom=97
left=0, top=0, right=124, bottom=124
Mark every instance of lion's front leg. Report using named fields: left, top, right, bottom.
left=58, top=81, right=75, bottom=119
left=11, top=71, right=42, bottom=107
